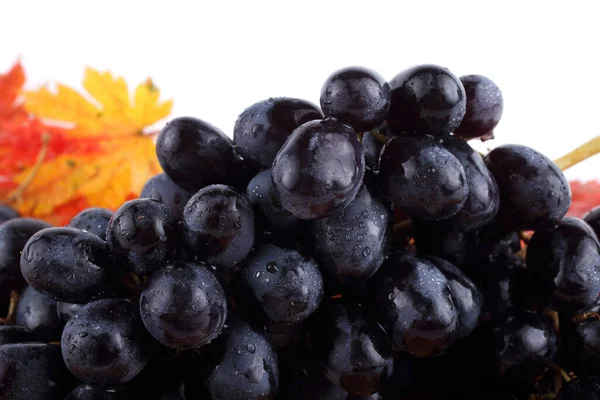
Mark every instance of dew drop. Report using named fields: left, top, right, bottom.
left=246, top=344, right=256, bottom=354
left=266, top=262, right=279, bottom=273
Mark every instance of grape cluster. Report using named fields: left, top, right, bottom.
left=0, top=63, right=595, bottom=400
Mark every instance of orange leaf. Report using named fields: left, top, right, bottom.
left=567, top=180, right=600, bottom=218
left=0, top=61, right=26, bottom=120
left=1, top=65, right=172, bottom=225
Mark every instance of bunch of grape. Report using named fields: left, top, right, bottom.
left=0, top=64, right=599, bottom=400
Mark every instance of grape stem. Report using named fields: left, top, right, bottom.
left=0, top=290, right=19, bottom=325
left=554, top=135, right=600, bottom=171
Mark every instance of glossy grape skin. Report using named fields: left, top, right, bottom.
left=57, top=301, right=85, bottom=326
left=584, top=206, right=600, bottom=239
left=0, top=343, right=74, bottom=400
left=271, top=118, right=365, bottom=220
left=412, top=218, right=475, bottom=267
left=0, top=217, right=51, bottom=285
left=107, top=199, right=175, bottom=277
left=65, top=384, right=131, bottom=400
left=440, top=136, right=500, bottom=231
left=310, top=187, right=391, bottom=286
left=562, top=318, right=600, bottom=376
left=320, top=66, right=391, bottom=132
left=61, top=298, right=152, bottom=387
left=140, top=262, right=227, bottom=349
left=557, top=377, right=600, bottom=400
left=0, top=326, right=35, bottom=345
left=156, top=116, right=244, bottom=192
left=493, top=312, right=557, bottom=381
left=246, top=169, right=304, bottom=232
left=182, top=185, right=255, bottom=270
left=69, top=208, right=113, bottom=241
left=233, top=97, right=323, bottom=172
left=0, top=204, right=19, bottom=223
left=378, top=134, right=468, bottom=220
left=242, top=241, right=323, bottom=323
left=140, top=173, right=193, bottom=224
left=21, top=227, right=115, bottom=303
left=199, top=317, right=279, bottom=400
left=371, top=251, right=459, bottom=357
left=15, top=285, right=62, bottom=341
left=387, top=64, right=466, bottom=137
left=484, top=144, right=571, bottom=231
left=362, top=130, right=387, bottom=171
left=526, top=217, right=600, bottom=314
left=454, top=75, right=504, bottom=140
left=426, top=256, right=483, bottom=339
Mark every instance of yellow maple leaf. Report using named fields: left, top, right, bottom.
left=5, top=68, right=172, bottom=225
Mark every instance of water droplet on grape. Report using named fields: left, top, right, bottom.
left=266, top=262, right=279, bottom=273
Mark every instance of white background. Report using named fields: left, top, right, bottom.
left=1, top=0, right=598, bottom=180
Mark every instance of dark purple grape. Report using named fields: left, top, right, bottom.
left=20, top=227, right=115, bottom=303
left=61, top=298, right=152, bottom=387
left=484, top=144, right=571, bottom=230
left=426, top=256, right=483, bottom=339
left=233, top=97, right=323, bottom=172
left=106, top=199, right=175, bottom=277
left=526, top=217, right=600, bottom=314
left=371, top=251, right=459, bottom=357
left=412, top=218, right=475, bottom=267
left=312, top=299, right=393, bottom=395
left=562, top=318, right=600, bottom=376
left=310, top=187, right=391, bottom=286
left=320, top=66, right=391, bottom=132
left=242, top=241, right=323, bottom=323
left=57, top=301, right=85, bottom=326
left=493, top=312, right=557, bottom=381
left=440, top=136, right=500, bottom=231
left=69, top=208, right=113, bottom=241
left=65, top=384, right=131, bottom=400
left=0, top=203, right=19, bottom=223
left=140, top=262, right=227, bottom=349
left=0, top=217, right=51, bottom=285
left=361, top=130, right=388, bottom=171
left=378, top=134, right=468, bottom=220
left=557, top=376, right=600, bottom=400
left=0, top=343, right=74, bottom=400
left=584, top=206, right=600, bottom=240
left=271, top=118, right=365, bottom=220
left=387, top=64, right=466, bottom=137
left=156, top=116, right=244, bottom=192
left=198, top=317, right=279, bottom=400
left=0, top=326, right=36, bottom=345
left=182, top=184, right=255, bottom=270
left=15, top=285, right=62, bottom=341
left=246, top=169, right=304, bottom=232
left=454, top=74, right=504, bottom=141
left=140, top=173, right=193, bottom=224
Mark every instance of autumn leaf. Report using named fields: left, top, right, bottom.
left=567, top=180, right=600, bottom=218
left=0, top=65, right=172, bottom=225
left=0, top=61, right=26, bottom=120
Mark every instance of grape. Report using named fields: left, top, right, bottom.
left=69, top=207, right=113, bottom=240
left=21, top=227, right=115, bottom=303
left=312, top=299, right=393, bottom=395
left=378, top=134, right=468, bottom=220
left=198, top=317, right=279, bottom=400
left=440, top=136, right=500, bottom=231
left=361, top=130, right=387, bottom=171
left=584, top=206, right=600, bottom=239
left=107, top=199, right=175, bottom=277
left=412, top=218, right=475, bottom=267
left=320, top=66, right=391, bottom=132
left=0, top=217, right=51, bottom=286
left=233, top=97, right=323, bottom=172
left=563, top=318, right=600, bottom=376
left=241, top=240, right=323, bottom=323
left=484, top=144, right=571, bottom=230
left=15, top=285, right=62, bottom=341
left=246, top=169, right=304, bottom=232
left=140, top=173, right=193, bottom=224
left=61, top=298, right=152, bottom=387
left=426, top=256, right=483, bottom=339
left=387, top=64, right=466, bottom=137
left=156, top=116, right=244, bottom=192
left=493, top=312, right=557, bottom=381
left=271, top=118, right=365, bottom=219
left=310, top=186, right=391, bottom=286
left=557, top=376, right=600, bottom=400
left=371, top=251, right=459, bottom=357
left=140, top=262, right=227, bottom=349
left=182, top=184, right=255, bottom=270
left=0, top=203, right=19, bottom=223
left=526, top=217, right=600, bottom=314
left=0, top=326, right=35, bottom=345
left=454, top=74, right=504, bottom=141
left=65, top=384, right=131, bottom=400
left=0, top=343, right=74, bottom=400
left=57, top=301, right=85, bottom=326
